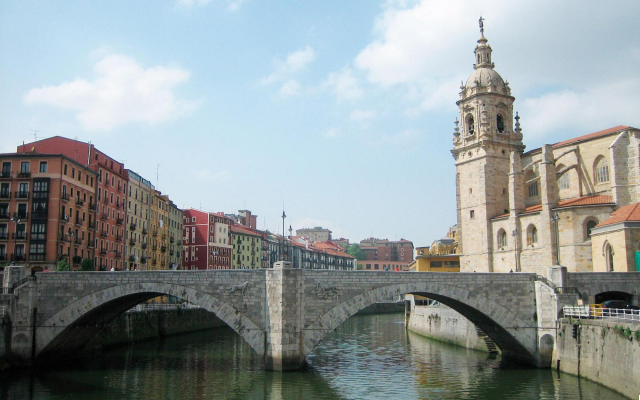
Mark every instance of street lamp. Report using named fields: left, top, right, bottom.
left=511, top=229, right=519, bottom=272
left=67, top=230, right=76, bottom=268
left=10, top=214, right=21, bottom=265
left=281, top=210, right=286, bottom=261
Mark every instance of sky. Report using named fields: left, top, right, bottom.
left=1, top=0, right=639, bottom=247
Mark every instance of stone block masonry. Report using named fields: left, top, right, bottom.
left=3, top=267, right=640, bottom=371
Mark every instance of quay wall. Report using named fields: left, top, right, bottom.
left=553, top=319, right=640, bottom=399
left=86, top=308, right=226, bottom=350
left=357, top=302, right=404, bottom=315
left=406, top=305, right=491, bottom=352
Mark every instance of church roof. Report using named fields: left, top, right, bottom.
left=595, top=202, right=640, bottom=227
left=493, top=195, right=614, bottom=219
left=524, top=126, right=633, bottom=156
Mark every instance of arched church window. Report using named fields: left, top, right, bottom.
left=467, top=115, right=475, bottom=135
left=595, top=156, right=609, bottom=184
left=497, top=229, right=507, bottom=248
left=526, top=170, right=539, bottom=198
left=497, top=114, right=505, bottom=133
left=558, top=173, right=570, bottom=190
left=585, top=219, right=598, bottom=240
left=604, top=242, right=614, bottom=272
left=526, top=225, right=538, bottom=246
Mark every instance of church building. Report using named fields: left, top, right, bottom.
left=452, top=20, right=640, bottom=274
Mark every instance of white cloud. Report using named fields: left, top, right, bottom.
left=323, top=68, right=363, bottom=102
left=24, top=53, right=199, bottom=131
left=280, top=80, right=301, bottom=97
left=325, top=127, right=340, bottom=138
left=350, top=109, right=377, bottom=122
left=520, top=79, right=640, bottom=139
left=193, top=169, right=231, bottom=182
left=262, top=46, right=316, bottom=85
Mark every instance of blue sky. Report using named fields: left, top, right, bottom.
left=1, top=0, right=639, bottom=247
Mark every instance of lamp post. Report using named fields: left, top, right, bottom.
left=551, top=211, right=560, bottom=265
left=67, top=230, right=76, bottom=269
left=10, top=214, right=21, bottom=265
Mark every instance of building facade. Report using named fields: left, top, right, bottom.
left=182, top=209, right=232, bottom=270
left=359, top=237, right=414, bottom=263
left=0, top=153, right=97, bottom=272
left=125, top=170, right=154, bottom=270
left=231, top=224, right=262, bottom=269
left=453, top=23, right=640, bottom=274
left=296, top=226, right=332, bottom=242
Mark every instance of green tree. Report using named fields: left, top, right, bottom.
left=347, top=244, right=367, bottom=260
left=57, top=259, right=71, bottom=272
left=81, top=258, right=95, bottom=271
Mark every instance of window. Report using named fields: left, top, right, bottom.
left=526, top=225, right=538, bottom=246
left=39, top=162, right=47, bottom=173
left=526, top=170, right=539, bottom=198
left=64, top=164, right=68, bottom=175
left=558, top=172, right=569, bottom=190
left=595, top=156, right=609, bottom=184
left=466, top=115, right=475, bottom=135
left=604, top=242, right=614, bottom=272
left=1, top=162, right=10, bottom=177
left=585, top=219, right=598, bottom=240
left=31, top=223, right=46, bottom=240
left=20, top=161, right=30, bottom=173
left=71, top=167, right=75, bottom=178
left=497, top=229, right=507, bottom=248
left=470, top=210, right=475, bottom=219
left=497, top=114, right=505, bottom=133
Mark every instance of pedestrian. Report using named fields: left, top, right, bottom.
left=44, top=267, right=49, bottom=272
left=110, top=267, right=115, bottom=272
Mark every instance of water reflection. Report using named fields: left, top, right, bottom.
left=0, top=314, right=627, bottom=400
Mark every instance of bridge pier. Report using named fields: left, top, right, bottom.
left=264, top=261, right=305, bottom=371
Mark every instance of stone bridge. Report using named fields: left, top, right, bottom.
left=2, top=263, right=639, bottom=371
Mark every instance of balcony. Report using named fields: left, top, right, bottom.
left=32, top=191, right=49, bottom=199
left=161, top=246, right=166, bottom=253
left=88, top=220, right=95, bottom=230
left=61, top=214, right=69, bottom=223
left=62, top=193, right=70, bottom=202
left=100, top=230, right=108, bottom=238
left=76, top=198, right=84, bottom=206
left=152, top=230, right=158, bottom=237
left=88, top=241, right=95, bottom=248
left=130, top=223, right=137, bottom=231
left=0, top=171, right=11, bottom=179
left=141, top=257, right=147, bottom=263
left=29, top=254, right=46, bottom=262
left=100, top=248, right=107, bottom=255
left=16, top=212, right=28, bottom=220
left=114, top=251, right=122, bottom=259
left=152, top=245, right=158, bottom=251
left=32, top=210, right=48, bottom=219
left=15, top=191, right=29, bottom=199
left=116, top=217, right=123, bottom=226
left=74, top=238, right=82, bottom=245
left=0, top=232, right=7, bottom=240
left=59, top=234, right=70, bottom=242
left=152, top=259, right=157, bottom=266
left=162, top=234, right=167, bottom=240
left=141, top=242, right=148, bottom=249
left=88, top=202, right=96, bottom=211
left=12, top=255, right=26, bottom=262
left=129, top=238, right=136, bottom=246
left=115, top=234, right=123, bottom=242
left=142, top=228, right=148, bottom=235
left=170, top=237, right=175, bottom=243
left=75, top=218, right=83, bottom=226
left=129, top=255, right=136, bottom=262
left=103, top=196, right=108, bottom=204
left=169, top=250, right=174, bottom=256
left=17, top=171, right=31, bottom=178
left=0, top=191, right=10, bottom=200
left=101, top=212, right=109, bottom=220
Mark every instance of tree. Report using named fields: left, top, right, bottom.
left=57, top=259, right=71, bottom=272
left=347, top=244, right=367, bottom=260
left=81, top=258, right=95, bottom=271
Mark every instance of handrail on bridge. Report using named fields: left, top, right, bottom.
left=563, top=305, right=640, bottom=323
left=9, top=275, right=37, bottom=294
left=535, top=275, right=556, bottom=289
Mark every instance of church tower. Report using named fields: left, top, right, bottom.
left=452, top=18, right=525, bottom=272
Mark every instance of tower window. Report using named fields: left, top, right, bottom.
left=497, top=114, right=505, bottom=133
left=467, top=115, right=475, bottom=135
left=470, top=210, right=475, bottom=219
left=526, top=225, right=538, bottom=246
left=497, top=230, right=507, bottom=248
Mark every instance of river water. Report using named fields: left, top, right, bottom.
left=0, top=313, right=626, bottom=399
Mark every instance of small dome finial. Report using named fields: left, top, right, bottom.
left=479, top=16, right=485, bottom=34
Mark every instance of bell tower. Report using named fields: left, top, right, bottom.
left=452, top=18, right=525, bottom=272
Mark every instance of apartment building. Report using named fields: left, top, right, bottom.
left=182, top=209, right=232, bottom=270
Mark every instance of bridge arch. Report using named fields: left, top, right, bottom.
left=302, top=282, right=538, bottom=365
left=36, top=282, right=265, bottom=359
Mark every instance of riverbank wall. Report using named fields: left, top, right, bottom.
left=553, top=319, right=640, bottom=399
left=406, top=305, right=496, bottom=353
left=86, top=307, right=227, bottom=350
left=357, top=302, right=404, bottom=314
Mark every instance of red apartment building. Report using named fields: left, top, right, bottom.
left=360, top=238, right=414, bottom=264
left=0, top=153, right=97, bottom=271
left=17, top=137, right=129, bottom=270
left=182, top=209, right=233, bottom=270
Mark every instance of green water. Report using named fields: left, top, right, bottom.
left=0, top=314, right=627, bottom=399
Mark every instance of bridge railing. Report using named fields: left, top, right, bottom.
left=10, top=275, right=36, bottom=294
left=563, top=305, right=640, bottom=323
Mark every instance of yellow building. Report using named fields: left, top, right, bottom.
left=410, top=236, right=460, bottom=272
